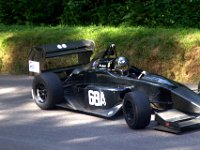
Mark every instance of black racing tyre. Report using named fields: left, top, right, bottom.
left=32, top=72, right=64, bottom=110
left=123, top=91, right=151, bottom=129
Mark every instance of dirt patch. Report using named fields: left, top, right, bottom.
left=181, top=47, right=200, bottom=82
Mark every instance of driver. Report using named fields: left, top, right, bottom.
left=114, top=56, right=129, bottom=76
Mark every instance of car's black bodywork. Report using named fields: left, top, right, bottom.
left=29, top=40, right=200, bottom=134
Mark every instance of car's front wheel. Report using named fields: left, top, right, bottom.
left=123, top=91, right=151, bottom=129
left=32, top=72, right=64, bottom=110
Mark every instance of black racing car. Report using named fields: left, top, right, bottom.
left=29, top=40, right=200, bottom=133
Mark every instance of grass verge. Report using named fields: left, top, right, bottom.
left=0, top=24, right=199, bottom=82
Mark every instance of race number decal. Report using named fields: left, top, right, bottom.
left=88, top=90, right=106, bottom=106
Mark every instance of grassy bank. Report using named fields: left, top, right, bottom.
left=0, top=25, right=199, bottom=82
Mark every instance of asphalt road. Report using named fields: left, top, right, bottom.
left=0, top=75, right=200, bottom=150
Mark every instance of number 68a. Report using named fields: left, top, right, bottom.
left=88, top=90, right=106, bottom=106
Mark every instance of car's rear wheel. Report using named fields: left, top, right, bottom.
left=123, top=91, right=151, bottom=129
left=32, top=72, right=64, bottom=110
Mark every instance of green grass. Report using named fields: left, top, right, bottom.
left=0, top=24, right=200, bottom=82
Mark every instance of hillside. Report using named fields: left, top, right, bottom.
left=0, top=25, right=199, bottom=82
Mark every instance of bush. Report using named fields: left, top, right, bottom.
left=60, top=0, right=127, bottom=25
left=123, top=0, right=200, bottom=28
left=0, top=0, right=199, bottom=28
left=0, top=0, right=63, bottom=25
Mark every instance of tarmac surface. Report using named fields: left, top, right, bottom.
left=0, top=75, right=200, bottom=150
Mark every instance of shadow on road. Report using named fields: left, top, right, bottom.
left=0, top=75, right=200, bottom=150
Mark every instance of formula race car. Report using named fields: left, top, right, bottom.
left=29, top=39, right=200, bottom=134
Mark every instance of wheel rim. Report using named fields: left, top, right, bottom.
left=124, top=101, right=134, bottom=122
left=35, top=83, right=47, bottom=103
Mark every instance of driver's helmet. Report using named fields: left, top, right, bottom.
left=114, top=56, right=129, bottom=75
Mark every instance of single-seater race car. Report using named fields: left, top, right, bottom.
left=29, top=39, right=200, bottom=134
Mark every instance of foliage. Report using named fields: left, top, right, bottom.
left=60, top=0, right=127, bottom=25
left=0, top=0, right=199, bottom=28
left=124, top=0, right=200, bottom=28
left=0, top=0, right=63, bottom=25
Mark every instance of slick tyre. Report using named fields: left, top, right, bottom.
left=32, top=72, right=64, bottom=110
left=123, top=91, right=151, bottom=129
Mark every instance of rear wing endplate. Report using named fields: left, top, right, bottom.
left=28, top=39, right=94, bottom=75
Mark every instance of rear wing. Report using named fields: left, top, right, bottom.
left=28, top=39, right=94, bottom=75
